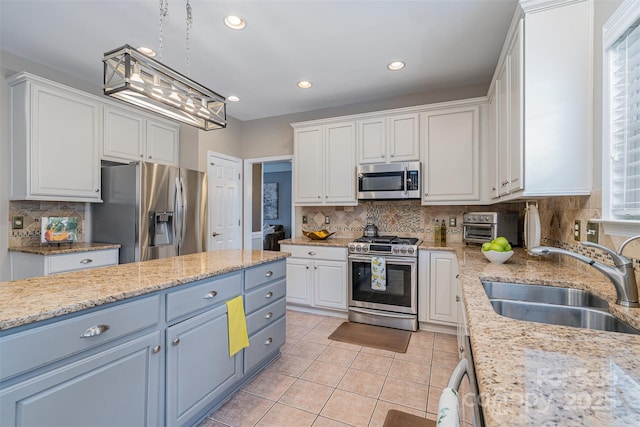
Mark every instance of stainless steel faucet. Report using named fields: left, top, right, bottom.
left=529, top=235, right=640, bottom=308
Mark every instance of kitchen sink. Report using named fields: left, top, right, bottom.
left=489, top=300, right=640, bottom=335
left=481, top=281, right=640, bottom=335
left=482, top=281, right=609, bottom=308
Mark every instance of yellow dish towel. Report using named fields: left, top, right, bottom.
left=226, top=295, right=249, bottom=357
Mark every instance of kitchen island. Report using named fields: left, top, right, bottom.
left=0, top=249, right=289, bottom=427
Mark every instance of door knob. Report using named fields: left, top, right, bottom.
left=211, top=232, right=221, bottom=237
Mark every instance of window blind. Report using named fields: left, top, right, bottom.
left=609, top=18, right=640, bottom=218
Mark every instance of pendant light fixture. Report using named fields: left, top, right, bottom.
left=103, top=0, right=226, bottom=130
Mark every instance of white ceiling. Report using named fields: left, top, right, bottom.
left=0, top=0, right=518, bottom=122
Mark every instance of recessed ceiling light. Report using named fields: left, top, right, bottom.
left=137, top=47, right=156, bottom=57
left=297, top=81, right=313, bottom=89
left=387, top=61, right=406, bottom=71
left=227, top=95, right=240, bottom=102
left=224, top=15, right=246, bottom=30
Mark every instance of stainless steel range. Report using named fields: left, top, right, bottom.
left=348, top=236, right=421, bottom=331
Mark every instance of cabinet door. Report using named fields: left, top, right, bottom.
left=324, top=121, right=357, bottom=204
left=421, top=106, right=479, bottom=203
left=103, top=106, right=145, bottom=161
left=496, top=60, right=510, bottom=197
left=294, top=126, right=324, bottom=204
left=428, top=251, right=459, bottom=325
left=388, top=113, right=420, bottom=162
left=313, top=260, right=347, bottom=310
left=357, top=117, right=386, bottom=164
left=166, top=304, right=241, bottom=427
left=146, top=119, right=179, bottom=165
left=30, top=83, right=101, bottom=201
left=285, top=258, right=312, bottom=305
left=0, top=331, right=162, bottom=427
left=507, top=19, right=524, bottom=194
left=487, top=83, right=500, bottom=200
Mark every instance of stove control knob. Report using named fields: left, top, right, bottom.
left=400, top=247, right=407, bottom=254
left=356, top=245, right=361, bottom=252
left=348, top=244, right=355, bottom=252
left=393, top=247, right=399, bottom=254
left=408, top=247, right=415, bottom=255
left=363, top=246, right=369, bottom=252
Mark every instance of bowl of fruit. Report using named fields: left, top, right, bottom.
left=302, top=230, right=335, bottom=240
left=481, top=236, right=513, bottom=264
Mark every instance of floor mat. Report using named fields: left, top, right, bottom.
left=327, top=321, right=411, bottom=353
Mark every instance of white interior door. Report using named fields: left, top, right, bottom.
left=208, top=153, right=242, bottom=250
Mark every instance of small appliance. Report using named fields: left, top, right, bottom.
left=462, top=211, right=519, bottom=246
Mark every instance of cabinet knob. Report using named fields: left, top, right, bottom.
left=459, top=346, right=465, bottom=353
left=305, top=266, right=309, bottom=269
left=80, top=324, right=110, bottom=338
left=152, top=345, right=161, bottom=353
left=265, top=271, right=273, bottom=277
left=308, top=251, right=316, bottom=256
left=314, top=266, right=318, bottom=270
left=317, top=195, right=321, bottom=199
left=79, top=258, right=93, bottom=264
left=139, top=154, right=144, bottom=158
left=172, top=338, right=180, bottom=346
left=204, top=290, right=218, bottom=299
left=456, top=295, right=460, bottom=302
left=264, top=337, right=273, bottom=345
left=381, top=154, right=384, bottom=158
left=95, top=188, right=100, bottom=193
left=390, top=153, right=395, bottom=157
left=265, top=312, right=273, bottom=319
left=148, top=156, right=152, bottom=159
left=265, top=292, right=273, bottom=299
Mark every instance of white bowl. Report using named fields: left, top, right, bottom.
left=482, top=250, right=514, bottom=264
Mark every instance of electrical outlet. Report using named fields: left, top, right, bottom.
left=324, top=216, right=330, bottom=224
left=12, top=216, right=24, bottom=230
left=449, top=217, right=456, bottom=227
left=302, top=215, right=308, bottom=224
left=586, top=222, right=599, bottom=244
left=574, top=220, right=581, bottom=241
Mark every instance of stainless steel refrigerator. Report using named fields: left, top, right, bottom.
left=92, top=161, right=207, bottom=264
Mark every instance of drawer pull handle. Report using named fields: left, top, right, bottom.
left=204, top=291, right=218, bottom=299
left=80, top=258, right=93, bottom=264
left=80, top=324, right=110, bottom=338
left=172, top=338, right=180, bottom=346
left=265, top=337, right=273, bottom=345
left=265, top=312, right=273, bottom=319
left=265, top=271, right=273, bottom=277
left=153, top=345, right=162, bottom=353
left=455, top=296, right=460, bottom=302
left=308, top=251, right=316, bottom=256
left=265, top=292, right=273, bottom=299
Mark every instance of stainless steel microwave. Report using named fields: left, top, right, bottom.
left=357, top=161, right=421, bottom=200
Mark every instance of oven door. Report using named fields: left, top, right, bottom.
left=463, top=223, right=496, bottom=244
left=348, top=255, right=417, bottom=314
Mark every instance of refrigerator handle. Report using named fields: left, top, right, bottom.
left=180, top=176, right=187, bottom=246
left=174, top=177, right=183, bottom=248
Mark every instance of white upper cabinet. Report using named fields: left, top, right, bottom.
left=488, top=0, right=592, bottom=201
left=9, top=73, right=102, bottom=202
left=421, top=105, right=480, bottom=204
left=357, top=113, right=419, bottom=164
left=293, top=121, right=357, bottom=205
left=103, top=105, right=179, bottom=166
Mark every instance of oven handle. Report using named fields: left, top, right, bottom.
left=348, top=254, right=417, bottom=265
left=462, top=223, right=494, bottom=229
left=403, top=165, right=408, bottom=195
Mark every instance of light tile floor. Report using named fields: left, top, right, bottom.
left=198, top=310, right=469, bottom=427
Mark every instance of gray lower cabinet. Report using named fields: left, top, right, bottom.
left=0, top=259, right=287, bottom=427
left=0, top=295, right=162, bottom=427
left=166, top=303, right=242, bottom=427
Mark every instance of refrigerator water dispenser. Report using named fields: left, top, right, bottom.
left=149, top=211, right=174, bottom=246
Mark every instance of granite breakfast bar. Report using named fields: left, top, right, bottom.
left=0, top=249, right=289, bottom=427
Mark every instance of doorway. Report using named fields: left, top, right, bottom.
left=243, top=155, right=294, bottom=250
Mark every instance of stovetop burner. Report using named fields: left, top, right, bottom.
left=349, top=236, right=422, bottom=257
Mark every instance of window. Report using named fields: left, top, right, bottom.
left=602, top=0, right=640, bottom=234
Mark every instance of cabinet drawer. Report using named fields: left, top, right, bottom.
left=246, top=297, right=286, bottom=336
left=47, top=249, right=118, bottom=274
left=281, top=245, right=347, bottom=261
left=244, top=280, right=286, bottom=314
left=245, top=260, right=286, bottom=291
left=166, top=273, right=242, bottom=323
left=244, top=317, right=286, bottom=374
left=0, top=295, right=160, bottom=381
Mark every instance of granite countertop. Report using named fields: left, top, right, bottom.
left=0, top=250, right=288, bottom=331
left=8, top=242, right=121, bottom=255
left=450, top=243, right=640, bottom=426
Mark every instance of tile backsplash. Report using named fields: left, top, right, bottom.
left=8, top=201, right=87, bottom=247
